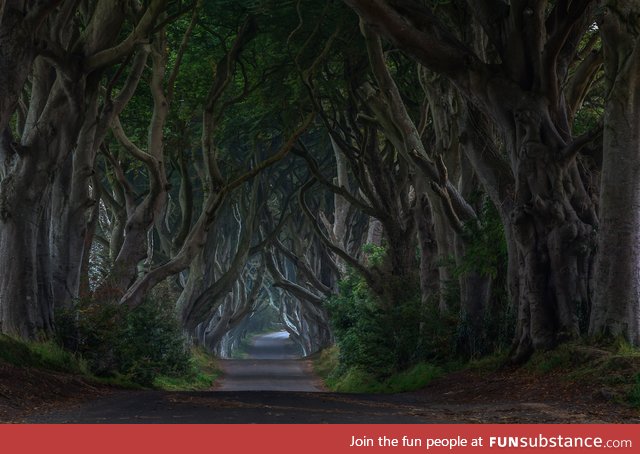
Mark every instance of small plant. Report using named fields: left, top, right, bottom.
left=362, top=243, right=386, bottom=267
left=326, top=271, right=419, bottom=379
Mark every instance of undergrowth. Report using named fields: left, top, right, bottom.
left=524, top=340, right=640, bottom=407
left=153, top=347, right=220, bottom=391
left=314, top=345, right=441, bottom=393
left=0, top=333, right=220, bottom=391
left=0, top=334, right=88, bottom=375
left=56, top=296, right=191, bottom=386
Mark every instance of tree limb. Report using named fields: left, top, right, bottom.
left=298, top=178, right=375, bottom=286
left=85, top=0, right=168, bottom=71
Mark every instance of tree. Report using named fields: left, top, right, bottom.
left=343, top=0, right=603, bottom=359
left=590, top=0, right=640, bottom=345
left=0, top=0, right=167, bottom=338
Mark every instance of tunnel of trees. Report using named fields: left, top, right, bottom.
left=0, top=0, right=638, bottom=382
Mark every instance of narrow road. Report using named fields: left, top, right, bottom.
left=23, top=332, right=639, bottom=423
left=27, top=331, right=434, bottom=423
left=216, top=331, right=324, bottom=392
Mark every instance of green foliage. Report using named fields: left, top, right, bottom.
left=313, top=345, right=340, bottom=378
left=384, top=363, right=442, bottom=392
left=57, top=297, right=191, bottom=386
left=456, top=200, right=507, bottom=280
left=153, top=347, right=220, bottom=391
left=450, top=199, right=514, bottom=357
left=117, top=300, right=191, bottom=385
left=0, top=335, right=88, bottom=375
left=324, top=362, right=441, bottom=394
left=327, top=367, right=378, bottom=393
left=328, top=223, right=472, bottom=383
left=327, top=271, right=416, bottom=378
left=362, top=243, right=386, bottom=267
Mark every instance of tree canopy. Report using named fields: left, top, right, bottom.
left=0, top=0, right=639, bottom=379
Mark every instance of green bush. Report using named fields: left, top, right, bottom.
left=326, top=270, right=426, bottom=379
left=451, top=199, right=514, bottom=357
left=153, top=347, right=220, bottom=391
left=56, top=297, right=191, bottom=386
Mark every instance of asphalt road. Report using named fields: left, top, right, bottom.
left=216, top=331, right=323, bottom=392
left=25, top=332, right=632, bottom=423
left=27, top=331, right=435, bottom=423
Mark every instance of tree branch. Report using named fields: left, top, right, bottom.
left=343, top=0, right=489, bottom=88
left=292, top=144, right=378, bottom=218
left=299, top=178, right=375, bottom=286
left=85, top=0, right=168, bottom=71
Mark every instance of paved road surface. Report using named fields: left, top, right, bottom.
left=216, top=331, right=323, bottom=392
left=27, top=331, right=434, bottom=423
left=26, top=331, right=633, bottom=423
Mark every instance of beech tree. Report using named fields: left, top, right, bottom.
left=590, top=0, right=640, bottom=345
left=343, top=0, right=605, bottom=358
left=0, top=0, right=167, bottom=338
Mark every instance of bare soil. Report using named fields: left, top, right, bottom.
left=0, top=361, right=113, bottom=423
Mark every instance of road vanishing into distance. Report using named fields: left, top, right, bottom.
left=26, top=332, right=637, bottom=424
left=216, top=331, right=323, bottom=392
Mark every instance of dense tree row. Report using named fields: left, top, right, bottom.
left=0, top=1, right=638, bottom=369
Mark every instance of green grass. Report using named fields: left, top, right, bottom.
left=314, top=339, right=640, bottom=405
left=0, top=334, right=220, bottom=391
left=312, top=345, right=339, bottom=378
left=313, top=346, right=441, bottom=393
left=153, top=347, right=220, bottom=391
left=326, top=363, right=442, bottom=393
left=520, top=340, right=640, bottom=408
left=0, top=334, right=88, bottom=374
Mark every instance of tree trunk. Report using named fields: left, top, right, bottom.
left=0, top=74, right=83, bottom=338
left=0, top=199, right=52, bottom=337
left=508, top=104, right=595, bottom=360
left=0, top=6, right=36, bottom=132
left=590, top=1, right=640, bottom=345
left=414, top=186, right=439, bottom=307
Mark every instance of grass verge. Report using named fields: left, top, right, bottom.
left=523, top=340, right=640, bottom=407
left=0, top=334, right=89, bottom=375
left=0, top=334, right=220, bottom=391
left=313, top=346, right=441, bottom=393
left=153, top=347, right=221, bottom=391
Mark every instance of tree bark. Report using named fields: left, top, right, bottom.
left=344, top=0, right=600, bottom=359
left=590, top=1, right=640, bottom=345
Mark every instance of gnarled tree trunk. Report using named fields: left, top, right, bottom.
left=590, top=0, right=640, bottom=345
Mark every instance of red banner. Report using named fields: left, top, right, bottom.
left=1, top=424, right=637, bottom=454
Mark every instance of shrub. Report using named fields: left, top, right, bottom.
left=326, top=270, right=425, bottom=379
left=56, top=296, right=190, bottom=386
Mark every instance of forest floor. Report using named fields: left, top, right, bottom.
left=1, top=333, right=636, bottom=423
